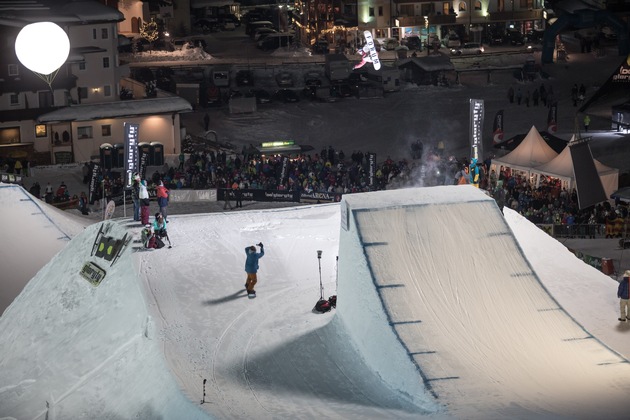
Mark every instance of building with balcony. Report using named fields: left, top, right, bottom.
left=0, top=0, right=191, bottom=167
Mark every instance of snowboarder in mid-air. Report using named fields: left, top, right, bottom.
left=244, top=243, right=264, bottom=298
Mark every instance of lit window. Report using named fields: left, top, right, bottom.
left=35, top=124, right=47, bottom=138
left=77, top=126, right=93, bottom=139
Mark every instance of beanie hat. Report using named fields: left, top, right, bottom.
left=625, top=270, right=630, bottom=277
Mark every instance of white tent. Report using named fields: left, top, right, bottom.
left=532, top=135, right=619, bottom=201
left=491, top=125, right=559, bottom=174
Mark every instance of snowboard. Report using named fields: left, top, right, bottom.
left=363, top=30, right=381, bottom=71
left=248, top=291, right=256, bottom=299
left=104, top=200, right=116, bottom=220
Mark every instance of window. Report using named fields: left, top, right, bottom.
left=443, top=3, right=451, bottom=14
left=10, top=94, right=19, bottom=106
left=101, top=125, right=111, bottom=137
left=520, top=0, right=532, bottom=7
left=369, top=7, right=374, bottom=17
left=104, top=85, right=111, bottom=97
left=8, top=64, right=18, bottom=76
left=101, top=28, right=108, bottom=39
left=474, top=1, right=482, bottom=10
left=459, top=1, right=467, bottom=11
left=400, top=5, right=414, bottom=16
left=77, top=126, right=93, bottom=139
left=78, top=87, right=88, bottom=99
left=378, top=6, right=383, bottom=16
left=103, top=57, right=110, bottom=68
left=79, top=62, right=86, bottom=71
left=35, top=124, right=47, bottom=138
left=93, top=28, right=97, bottom=39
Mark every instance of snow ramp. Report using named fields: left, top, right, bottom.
left=338, top=186, right=630, bottom=419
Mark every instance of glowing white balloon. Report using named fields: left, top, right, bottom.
left=15, top=22, right=70, bottom=75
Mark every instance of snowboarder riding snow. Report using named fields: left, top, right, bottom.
left=244, top=243, right=264, bottom=297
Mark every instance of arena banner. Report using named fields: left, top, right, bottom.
left=217, top=189, right=342, bottom=204
left=123, top=122, right=139, bottom=189
left=469, top=99, right=484, bottom=160
left=279, top=156, right=290, bottom=187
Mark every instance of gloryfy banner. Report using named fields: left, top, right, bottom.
left=124, top=122, right=139, bottom=189
left=469, top=99, right=484, bottom=160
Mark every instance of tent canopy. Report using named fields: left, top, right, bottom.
left=494, top=130, right=568, bottom=154
left=492, top=125, right=558, bottom=174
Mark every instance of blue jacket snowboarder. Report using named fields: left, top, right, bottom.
left=245, top=243, right=264, bottom=294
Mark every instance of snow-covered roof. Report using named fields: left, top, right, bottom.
left=38, top=97, right=193, bottom=123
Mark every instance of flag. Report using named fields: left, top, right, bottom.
left=547, top=102, right=558, bottom=133
left=124, top=122, right=139, bottom=190
left=492, top=110, right=504, bottom=144
left=367, top=152, right=376, bottom=188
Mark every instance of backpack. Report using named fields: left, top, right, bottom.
left=314, top=299, right=331, bottom=313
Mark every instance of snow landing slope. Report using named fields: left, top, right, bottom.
left=339, top=186, right=630, bottom=419
left=0, top=219, right=208, bottom=419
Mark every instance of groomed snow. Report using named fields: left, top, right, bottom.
left=1, top=184, right=629, bottom=419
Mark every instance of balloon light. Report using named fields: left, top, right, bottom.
left=15, top=21, right=70, bottom=86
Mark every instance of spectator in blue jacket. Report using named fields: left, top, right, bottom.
left=245, top=243, right=264, bottom=294
left=618, top=271, right=630, bottom=322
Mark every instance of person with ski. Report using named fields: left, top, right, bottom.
left=618, top=270, right=629, bottom=322
left=156, top=180, right=170, bottom=222
left=244, top=242, right=264, bottom=295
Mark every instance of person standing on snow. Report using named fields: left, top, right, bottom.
left=131, top=174, right=140, bottom=222
left=618, top=271, right=629, bottom=322
left=156, top=180, right=170, bottom=222
left=244, top=243, right=264, bottom=295
left=139, top=179, right=150, bottom=225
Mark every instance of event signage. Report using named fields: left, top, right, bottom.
left=88, top=162, right=100, bottom=204
left=367, top=152, right=376, bottom=187
left=469, top=99, right=484, bottom=160
left=124, top=122, right=139, bottom=189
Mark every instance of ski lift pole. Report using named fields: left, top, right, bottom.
left=317, top=250, right=323, bottom=299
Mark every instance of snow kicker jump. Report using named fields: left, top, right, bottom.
left=338, top=186, right=630, bottom=418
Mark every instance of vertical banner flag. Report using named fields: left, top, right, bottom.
left=367, top=152, right=376, bottom=188
left=139, top=151, right=148, bottom=181
left=124, top=122, right=139, bottom=189
left=88, top=162, right=100, bottom=204
left=492, top=110, right=504, bottom=144
left=469, top=99, right=484, bottom=160
left=547, top=102, right=558, bottom=133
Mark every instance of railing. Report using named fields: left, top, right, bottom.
left=537, top=224, right=603, bottom=239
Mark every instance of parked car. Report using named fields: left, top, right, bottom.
left=276, top=71, right=294, bottom=87
left=247, top=88, right=272, bottom=104
left=273, top=89, right=300, bottom=103
left=381, top=38, right=400, bottom=51
left=312, top=38, right=329, bottom=54
left=489, top=32, right=504, bottom=45
left=445, top=32, right=461, bottom=48
left=402, top=35, right=422, bottom=51
left=526, top=29, right=545, bottom=44
left=253, top=28, right=277, bottom=42
left=451, top=42, right=484, bottom=55
left=258, top=33, right=293, bottom=51
left=304, top=71, right=323, bottom=88
left=194, top=18, right=221, bottom=33
left=506, top=30, right=525, bottom=45
left=236, top=70, right=254, bottom=87
left=222, top=22, right=236, bottom=31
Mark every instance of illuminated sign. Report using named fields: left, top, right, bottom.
left=261, top=140, right=295, bottom=148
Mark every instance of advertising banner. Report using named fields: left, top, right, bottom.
left=469, top=99, right=484, bottom=160
left=124, top=123, right=139, bottom=189
left=367, top=152, right=376, bottom=188
left=88, top=162, right=100, bottom=204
